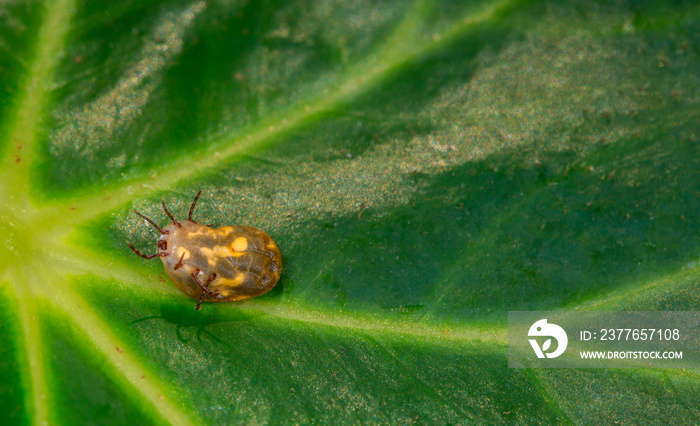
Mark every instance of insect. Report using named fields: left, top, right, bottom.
left=128, top=191, right=282, bottom=310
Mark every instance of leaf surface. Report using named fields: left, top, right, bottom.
left=1, top=0, right=699, bottom=424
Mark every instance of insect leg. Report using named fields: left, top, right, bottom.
left=161, top=201, right=181, bottom=227
left=196, top=292, right=206, bottom=310
left=205, top=273, right=217, bottom=287
left=133, top=209, right=168, bottom=234
left=173, top=252, right=186, bottom=270
left=128, top=243, right=168, bottom=259
left=192, top=268, right=214, bottom=310
left=188, top=190, right=202, bottom=222
left=205, top=274, right=220, bottom=297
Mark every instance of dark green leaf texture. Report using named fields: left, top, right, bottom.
left=2, top=0, right=699, bottom=424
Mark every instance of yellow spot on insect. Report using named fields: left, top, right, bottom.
left=232, top=237, right=248, bottom=252
left=235, top=294, right=254, bottom=301
left=232, top=272, right=245, bottom=286
left=266, top=242, right=277, bottom=250
left=215, top=272, right=246, bottom=289
left=215, top=227, right=233, bottom=236
left=187, top=228, right=212, bottom=238
left=199, top=247, right=214, bottom=260
left=175, top=247, right=191, bottom=260
left=216, top=288, right=232, bottom=297
left=181, top=264, right=196, bottom=275
left=215, top=246, right=231, bottom=258
left=200, top=245, right=231, bottom=265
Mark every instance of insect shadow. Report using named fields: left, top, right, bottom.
left=130, top=302, right=266, bottom=345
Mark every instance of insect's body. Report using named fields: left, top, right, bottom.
left=159, top=221, right=281, bottom=302
left=128, top=191, right=282, bottom=309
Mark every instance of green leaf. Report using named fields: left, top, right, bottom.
left=2, top=0, right=699, bottom=424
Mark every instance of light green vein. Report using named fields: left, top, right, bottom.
left=45, top=241, right=507, bottom=345
left=570, top=260, right=700, bottom=311
left=34, top=0, right=516, bottom=226
left=0, top=0, right=75, bottom=424
left=525, top=369, right=575, bottom=423
left=47, top=243, right=183, bottom=296
left=4, top=266, right=48, bottom=425
left=244, top=300, right=508, bottom=344
left=33, top=271, right=197, bottom=426
left=0, top=0, right=74, bottom=204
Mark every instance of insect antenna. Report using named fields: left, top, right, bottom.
left=189, top=190, right=202, bottom=222
left=133, top=209, right=168, bottom=234
left=128, top=243, right=168, bottom=259
left=162, top=201, right=181, bottom=227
